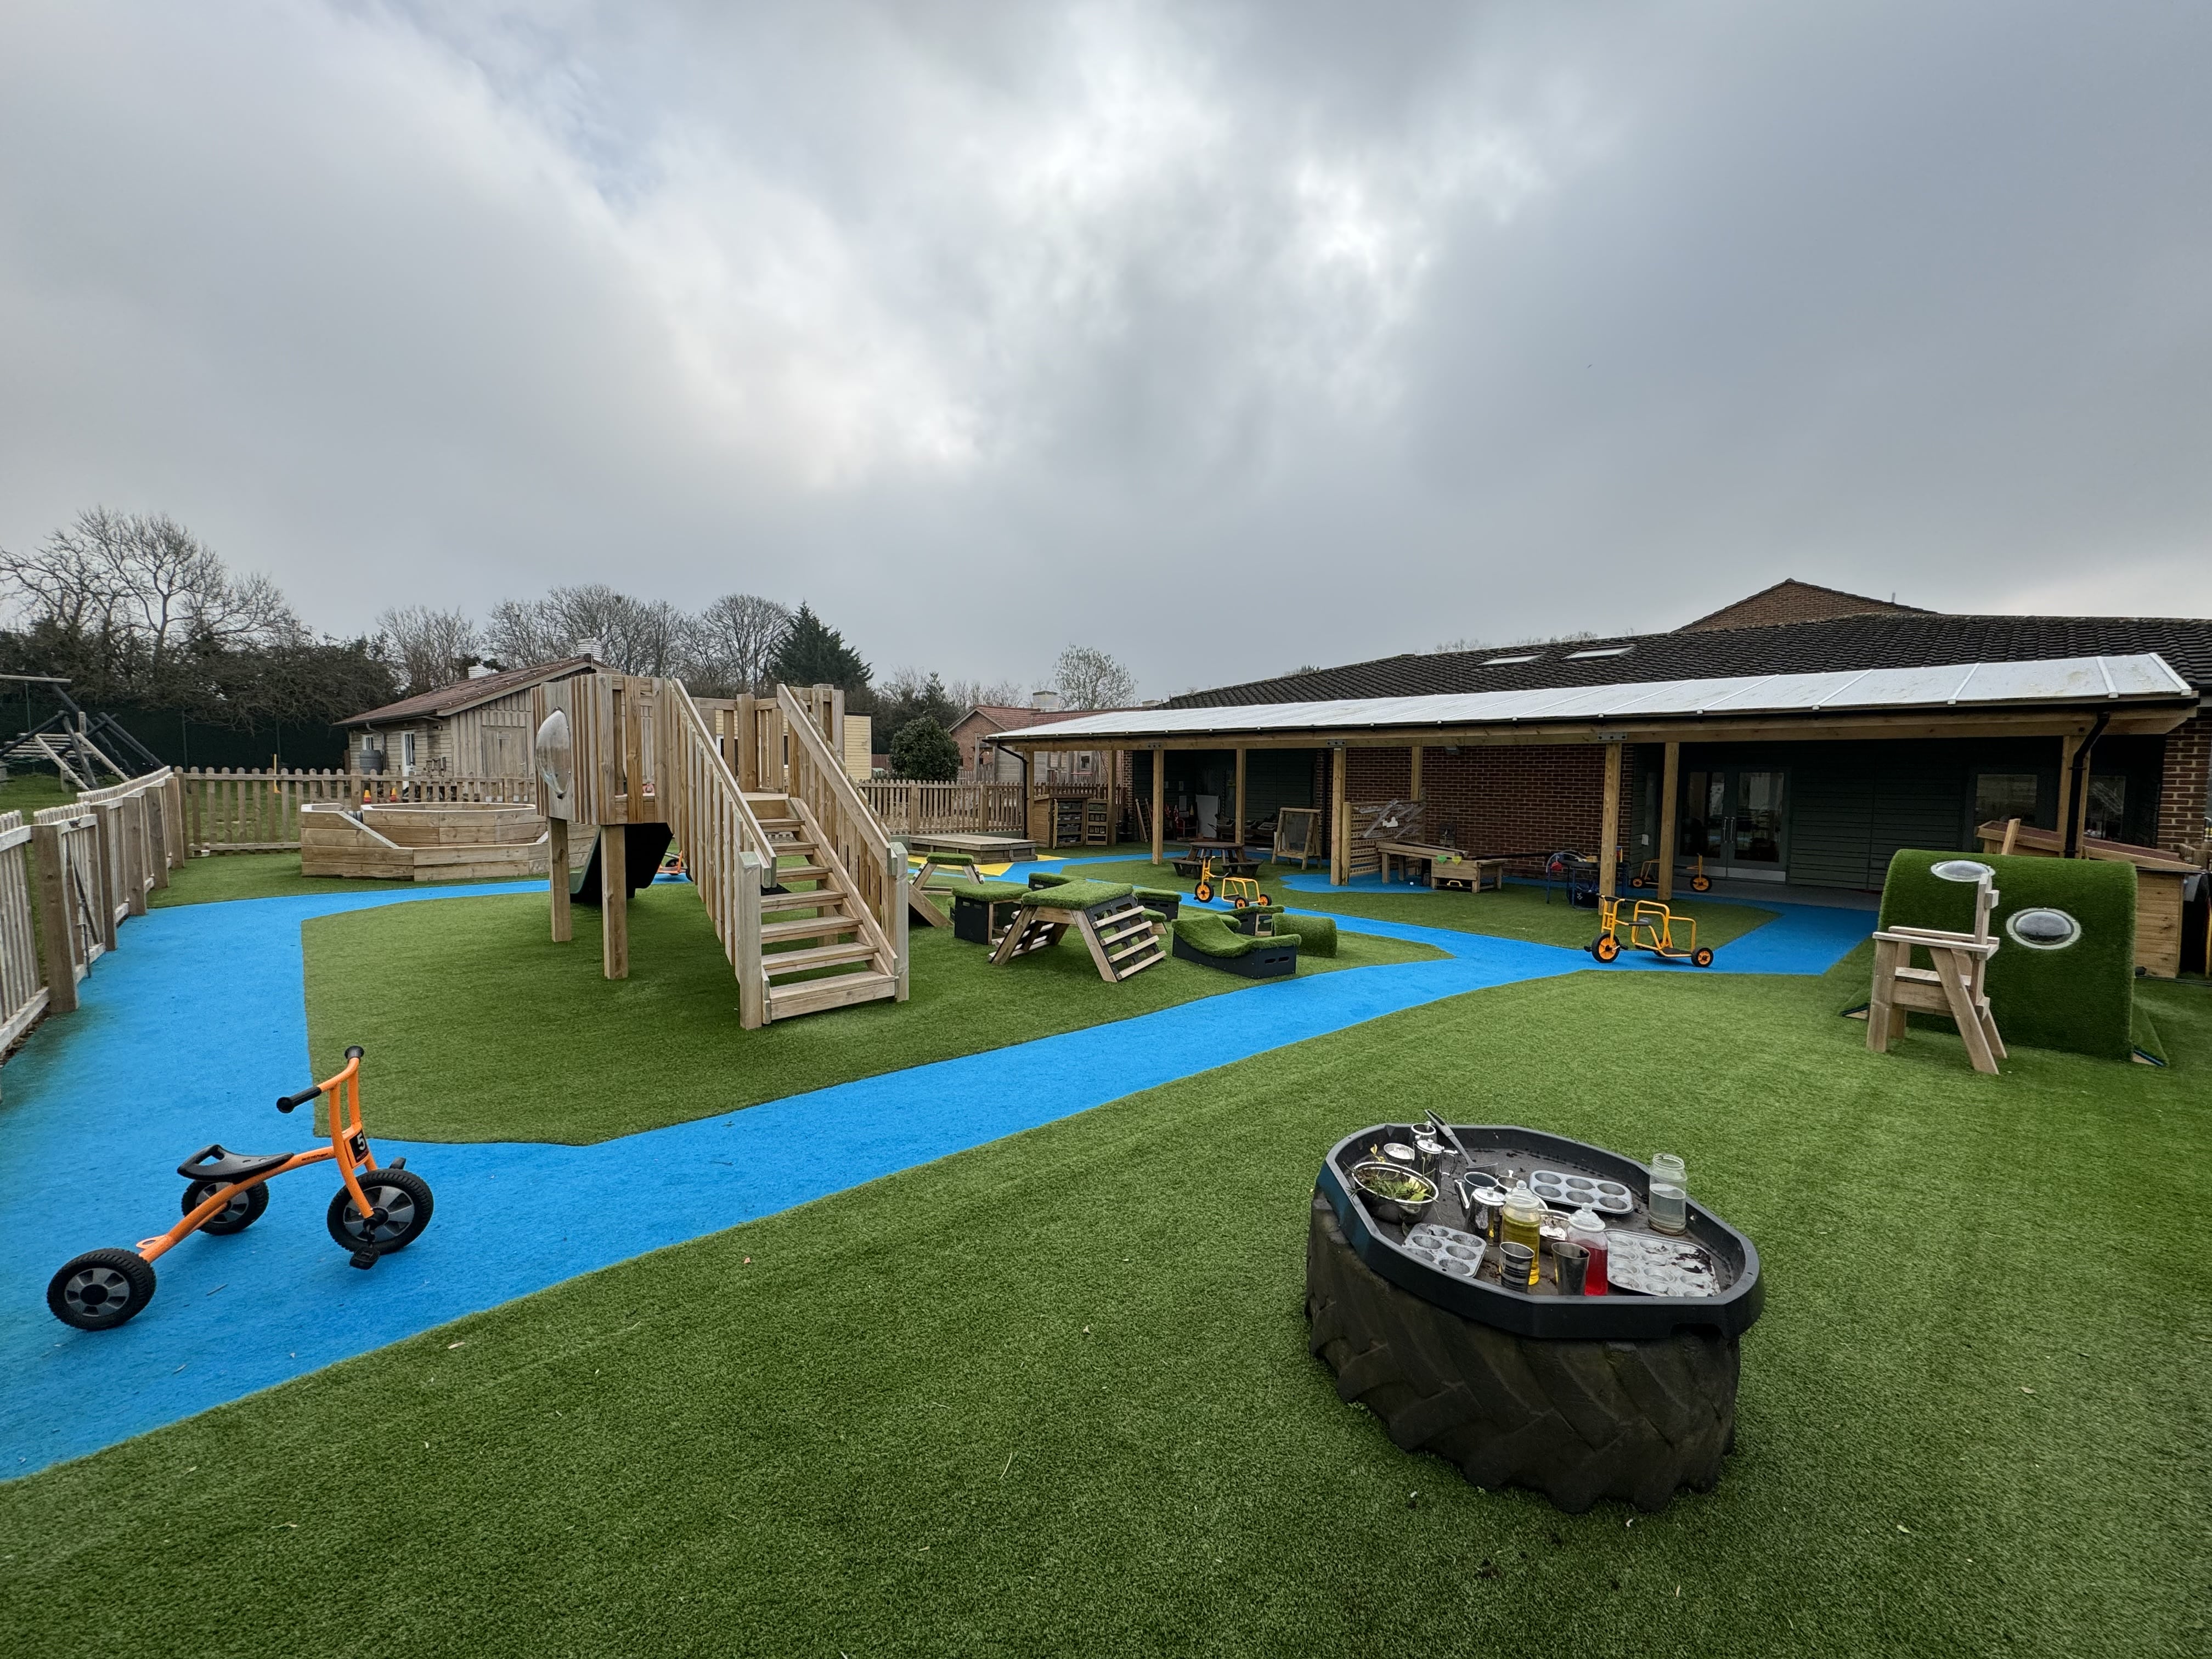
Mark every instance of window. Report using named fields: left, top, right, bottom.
left=1973, top=772, right=2040, bottom=828
left=401, top=731, right=417, bottom=776
left=2085, top=776, right=2127, bottom=841
left=1482, top=653, right=1541, bottom=665
left=1566, top=646, right=1632, bottom=659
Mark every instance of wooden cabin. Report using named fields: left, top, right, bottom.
left=342, top=656, right=597, bottom=780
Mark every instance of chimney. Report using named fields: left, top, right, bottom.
left=466, top=664, right=495, bottom=679
left=578, top=636, right=603, bottom=662
left=1031, top=689, right=1061, bottom=712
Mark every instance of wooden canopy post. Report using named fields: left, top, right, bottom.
left=600, top=823, right=628, bottom=980
left=1599, top=741, right=1623, bottom=900
left=548, top=817, right=572, bottom=942
left=1233, top=747, right=1247, bottom=851
left=1408, top=744, right=1423, bottom=806
left=1104, top=748, right=1118, bottom=845
left=1656, top=741, right=1680, bottom=904
left=1150, top=747, right=1165, bottom=866
left=1330, top=745, right=1349, bottom=887
left=2053, top=733, right=2078, bottom=850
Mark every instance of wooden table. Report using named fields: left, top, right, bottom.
left=903, top=831, right=1038, bottom=864
left=1171, top=838, right=1259, bottom=878
left=1376, top=842, right=1503, bottom=892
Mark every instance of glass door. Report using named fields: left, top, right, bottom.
left=1679, top=767, right=1787, bottom=880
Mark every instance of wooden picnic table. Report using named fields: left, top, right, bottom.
left=904, top=831, right=1039, bottom=864
left=1376, top=841, right=1504, bottom=892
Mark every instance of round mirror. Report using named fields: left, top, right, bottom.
left=534, top=708, right=573, bottom=799
left=2005, top=907, right=2081, bottom=951
left=1931, top=859, right=1995, bottom=884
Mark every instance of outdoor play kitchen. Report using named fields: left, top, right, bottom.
left=1307, top=1121, right=1763, bottom=1514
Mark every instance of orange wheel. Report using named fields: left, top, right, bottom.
left=1256, top=894, right=1271, bottom=906
left=1194, top=883, right=1212, bottom=903
left=1691, top=875, right=1712, bottom=892
left=1692, top=946, right=1714, bottom=967
left=1593, top=935, right=1621, bottom=962
left=1629, top=876, right=1647, bottom=889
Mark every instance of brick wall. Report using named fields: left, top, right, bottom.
left=1680, top=580, right=1921, bottom=632
left=1325, top=743, right=1613, bottom=856
left=2157, top=712, right=2211, bottom=853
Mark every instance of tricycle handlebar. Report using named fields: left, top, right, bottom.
left=277, top=1085, right=320, bottom=1113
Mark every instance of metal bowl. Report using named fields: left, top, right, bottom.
left=1350, top=1160, right=1439, bottom=1224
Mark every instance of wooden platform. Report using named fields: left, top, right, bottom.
left=1975, top=819, right=2199, bottom=978
left=300, top=803, right=591, bottom=883
left=904, top=831, right=1038, bottom=864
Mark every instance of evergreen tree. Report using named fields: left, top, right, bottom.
left=888, top=716, right=961, bottom=782
left=768, top=603, right=871, bottom=699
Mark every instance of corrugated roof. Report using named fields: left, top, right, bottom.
left=1003, top=653, right=2193, bottom=744
left=1165, top=612, right=2212, bottom=709
left=343, top=656, right=597, bottom=726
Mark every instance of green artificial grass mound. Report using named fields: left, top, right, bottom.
left=1880, top=850, right=2137, bottom=1060
left=1019, top=879, right=1133, bottom=908
left=1265, top=912, right=1337, bottom=956
left=9, top=953, right=2208, bottom=1657
left=936, top=879, right=1028, bottom=902
left=1172, top=912, right=1267, bottom=957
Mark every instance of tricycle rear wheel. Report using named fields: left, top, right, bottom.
left=326, top=1168, right=434, bottom=1256
left=184, top=1178, right=269, bottom=1236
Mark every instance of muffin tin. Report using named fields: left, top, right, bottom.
left=1604, top=1230, right=1720, bottom=1298
left=1530, top=1169, right=1634, bottom=1216
left=1400, top=1223, right=1488, bottom=1280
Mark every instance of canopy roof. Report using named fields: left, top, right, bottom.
left=995, top=653, right=2196, bottom=747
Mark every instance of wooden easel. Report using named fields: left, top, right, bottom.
left=1866, top=868, right=2006, bottom=1075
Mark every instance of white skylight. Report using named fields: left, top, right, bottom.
left=1566, top=646, right=1633, bottom=658
left=1482, top=653, right=1541, bottom=665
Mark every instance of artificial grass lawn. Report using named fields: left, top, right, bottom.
left=7, top=953, right=2203, bottom=1657
left=1068, top=852, right=1779, bottom=952
left=150, top=851, right=524, bottom=909
left=303, top=881, right=1443, bottom=1144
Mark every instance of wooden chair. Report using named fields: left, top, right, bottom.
left=1866, top=868, right=2006, bottom=1075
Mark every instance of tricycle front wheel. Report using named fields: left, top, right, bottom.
left=327, top=1168, right=434, bottom=1256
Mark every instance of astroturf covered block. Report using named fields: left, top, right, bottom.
left=1879, top=849, right=2137, bottom=1061
left=1017, top=879, right=1132, bottom=909
left=1265, top=913, right=1338, bottom=957
left=1172, top=913, right=1256, bottom=957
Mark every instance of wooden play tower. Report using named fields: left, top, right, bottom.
left=532, top=672, right=909, bottom=1028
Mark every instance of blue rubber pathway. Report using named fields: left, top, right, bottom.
left=1, top=875, right=1867, bottom=1477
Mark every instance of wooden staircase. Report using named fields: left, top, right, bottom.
left=742, top=789, right=902, bottom=1020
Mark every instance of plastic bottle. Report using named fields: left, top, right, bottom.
left=1500, top=1184, right=1545, bottom=1285
left=1567, top=1207, right=1609, bottom=1295
left=1649, top=1153, right=1688, bottom=1235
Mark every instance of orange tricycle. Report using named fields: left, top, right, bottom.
left=46, top=1045, right=433, bottom=1333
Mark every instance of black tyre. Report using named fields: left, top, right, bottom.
left=1592, top=935, right=1621, bottom=963
left=1629, top=876, right=1647, bottom=889
left=1193, top=883, right=1212, bottom=903
left=326, top=1167, right=433, bottom=1256
left=184, top=1178, right=269, bottom=1236
left=1691, top=875, right=1712, bottom=893
left=48, top=1249, right=158, bottom=1332
left=1692, top=946, right=1715, bottom=968
left=1255, top=894, right=1271, bottom=907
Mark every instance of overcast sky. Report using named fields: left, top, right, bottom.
left=3, top=1, right=2208, bottom=697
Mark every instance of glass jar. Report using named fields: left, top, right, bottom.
left=1499, top=1184, right=1545, bottom=1284
left=1567, top=1207, right=1609, bottom=1295
left=1649, top=1153, right=1688, bottom=1235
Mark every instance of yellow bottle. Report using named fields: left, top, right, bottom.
left=1500, top=1184, right=1545, bottom=1286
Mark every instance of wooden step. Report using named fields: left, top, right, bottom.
left=762, top=888, right=849, bottom=914
left=767, top=969, right=899, bottom=1020
left=761, top=914, right=860, bottom=945
left=771, top=862, right=831, bottom=884
left=761, top=939, right=880, bottom=977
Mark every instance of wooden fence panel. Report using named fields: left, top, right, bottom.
left=179, top=770, right=537, bottom=852
left=861, top=779, right=1026, bottom=835
left=0, top=812, right=48, bottom=1053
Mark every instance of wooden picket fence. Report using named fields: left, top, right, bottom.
left=0, top=769, right=186, bottom=1078
left=180, top=769, right=537, bottom=854
left=860, top=779, right=1026, bottom=836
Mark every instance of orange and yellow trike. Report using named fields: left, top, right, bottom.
left=46, top=1045, right=433, bottom=1332
left=1192, top=853, right=1269, bottom=911
left=1588, top=896, right=1714, bottom=968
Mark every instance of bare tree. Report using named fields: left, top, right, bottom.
left=375, top=605, right=481, bottom=696
left=945, top=675, right=1026, bottom=710
left=1051, top=645, right=1137, bottom=710
left=0, top=508, right=302, bottom=674
left=486, top=585, right=690, bottom=675
left=686, top=592, right=792, bottom=695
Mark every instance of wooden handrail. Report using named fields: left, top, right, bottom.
left=662, top=682, right=777, bottom=1014
left=776, top=682, right=906, bottom=994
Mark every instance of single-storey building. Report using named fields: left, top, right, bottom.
left=342, top=655, right=597, bottom=777
left=992, top=583, right=2212, bottom=969
left=952, top=697, right=1122, bottom=786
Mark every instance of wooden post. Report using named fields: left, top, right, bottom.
left=2053, top=733, right=2078, bottom=845
left=2072, top=748, right=2095, bottom=851
left=1408, top=745, right=1423, bottom=805
left=600, top=823, right=628, bottom=980
left=145, top=784, right=171, bottom=891
left=1150, top=748, right=1165, bottom=866
left=32, top=822, right=78, bottom=1015
left=1599, top=741, right=1623, bottom=900
left=91, top=804, right=121, bottom=952
left=736, top=849, right=765, bottom=1029
left=889, top=840, right=911, bottom=1002
left=1104, top=749, right=1118, bottom=846
left=1232, top=747, right=1247, bottom=851
left=124, top=797, right=149, bottom=917
left=1657, top=741, right=1680, bottom=904
left=548, top=817, right=572, bottom=942
left=1330, top=745, right=1348, bottom=887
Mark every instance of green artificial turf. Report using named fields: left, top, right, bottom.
left=6, top=954, right=2203, bottom=1657
left=0, top=772, right=87, bottom=817
left=1066, top=854, right=1779, bottom=951
left=149, top=852, right=522, bottom=909
left=302, top=882, right=1442, bottom=1144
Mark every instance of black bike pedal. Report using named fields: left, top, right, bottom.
left=348, top=1249, right=379, bottom=1271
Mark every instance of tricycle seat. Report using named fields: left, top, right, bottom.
left=177, top=1144, right=294, bottom=1184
